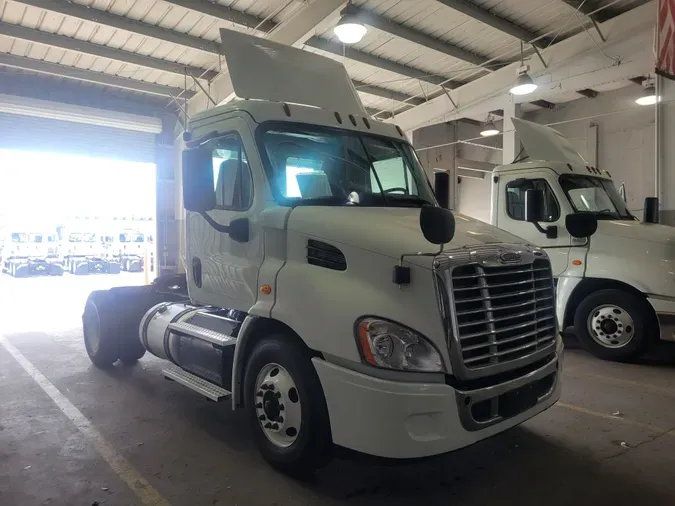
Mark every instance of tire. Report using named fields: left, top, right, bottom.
left=83, top=290, right=119, bottom=368
left=244, top=335, right=332, bottom=475
left=574, top=289, right=655, bottom=361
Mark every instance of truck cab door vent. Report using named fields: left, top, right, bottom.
left=307, top=240, right=346, bottom=271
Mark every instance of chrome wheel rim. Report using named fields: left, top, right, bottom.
left=254, top=363, right=301, bottom=448
left=587, top=304, right=634, bottom=348
left=83, top=302, right=101, bottom=354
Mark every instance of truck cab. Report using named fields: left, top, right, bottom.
left=60, top=229, right=119, bottom=275
left=490, top=118, right=675, bottom=361
left=102, top=228, right=148, bottom=272
left=1, top=230, right=64, bottom=277
left=80, top=29, right=597, bottom=474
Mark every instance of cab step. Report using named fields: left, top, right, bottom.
left=162, top=364, right=231, bottom=402
left=168, top=321, right=237, bottom=347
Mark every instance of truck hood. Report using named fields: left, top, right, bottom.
left=286, top=207, right=528, bottom=264
left=595, top=220, right=675, bottom=245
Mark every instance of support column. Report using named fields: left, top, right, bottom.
left=502, top=95, right=521, bottom=165
left=155, top=117, right=182, bottom=276
left=656, top=76, right=675, bottom=226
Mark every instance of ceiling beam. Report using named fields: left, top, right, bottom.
left=0, top=21, right=218, bottom=81
left=305, top=37, right=453, bottom=86
left=13, top=0, right=219, bottom=53
left=561, top=0, right=617, bottom=23
left=0, top=70, right=175, bottom=117
left=391, top=2, right=655, bottom=131
left=353, top=81, right=426, bottom=105
left=434, top=0, right=552, bottom=48
left=13, top=0, right=420, bottom=113
left=530, top=99, right=555, bottom=109
left=0, top=53, right=196, bottom=98
left=630, top=76, right=646, bottom=85
left=576, top=88, right=598, bottom=98
left=345, top=4, right=501, bottom=68
left=163, top=0, right=276, bottom=32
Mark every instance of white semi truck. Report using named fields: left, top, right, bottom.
left=60, top=230, right=120, bottom=275
left=1, top=229, right=64, bottom=277
left=457, top=118, right=674, bottom=362
left=103, top=228, right=149, bottom=272
left=81, top=30, right=598, bottom=474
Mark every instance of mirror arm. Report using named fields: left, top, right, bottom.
left=532, top=222, right=558, bottom=239
left=200, top=211, right=231, bottom=234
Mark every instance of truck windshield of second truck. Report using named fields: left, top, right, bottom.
left=559, top=175, right=634, bottom=220
left=259, top=124, right=436, bottom=207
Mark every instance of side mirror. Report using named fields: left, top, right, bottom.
left=565, top=212, right=598, bottom=238
left=420, top=205, right=455, bottom=245
left=433, top=171, right=450, bottom=209
left=644, top=197, right=659, bottom=224
left=182, top=147, right=216, bottom=213
left=524, top=189, right=545, bottom=223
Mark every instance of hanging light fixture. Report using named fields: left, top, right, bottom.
left=480, top=118, right=500, bottom=137
left=635, top=78, right=657, bottom=106
left=510, top=69, right=537, bottom=95
left=510, top=42, right=537, bottom=95
left=334, top=12, right=367, bottom=44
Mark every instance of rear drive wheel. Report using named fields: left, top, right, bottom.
left=244, top=335, right=332, bottom=475
left=83, top=290, right=119, bottom=368
left=574, top=289, right=654, bottom=361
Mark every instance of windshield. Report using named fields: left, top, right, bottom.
left=11, top=233, right=26, bottom=243
left=259, top=124, right=435, bottom=207
left=559, top=175, right=633, bottom=220
left=83, top=233, right=96, bottom=243
left=69, top=233, right=82, bottom=243
left=28, top=233, right=43, bottom=243
left=119, top=233, right=144, bottom=243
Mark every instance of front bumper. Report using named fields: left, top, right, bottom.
left=313, top=339, right=562, bottom=459
left=647, top=295, right=675, bottom=342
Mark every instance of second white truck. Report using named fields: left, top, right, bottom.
left=448, top=118, right=675, bottom=361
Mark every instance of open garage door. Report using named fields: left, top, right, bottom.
left=0, top=112, right=157, bottom=163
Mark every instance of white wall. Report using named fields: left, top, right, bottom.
left=525, top=86, right=656, bottom=216
left=413, top=121, right=500, bottom=221
left=413, top=123, right=456, bottom=208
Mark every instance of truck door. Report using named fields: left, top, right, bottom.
left=495, top=170, right=574, bottom=276
left=187, top=120, right=264, bottom=312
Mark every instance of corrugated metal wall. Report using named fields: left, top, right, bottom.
left=0, top=113, right=156, bottom=163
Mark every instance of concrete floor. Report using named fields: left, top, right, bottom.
left=1, top=273, right=675, bottom=506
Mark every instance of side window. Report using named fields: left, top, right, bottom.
left=506, top=179, right=560, bottom=222
left=211, top=135, right=253, bottom=210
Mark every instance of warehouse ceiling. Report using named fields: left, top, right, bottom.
left=0, top=0, right=654, bottom=127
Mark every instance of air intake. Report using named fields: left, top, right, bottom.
left=307, top=240, right=346, bottom=271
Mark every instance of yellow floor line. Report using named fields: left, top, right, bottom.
left=556, top=401, right=675, bottom=437
left=0, top=335, right=171, bottom=506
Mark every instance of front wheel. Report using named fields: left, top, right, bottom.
left=574, top=289, right=655, bottom=361
left=244, top=335, right=332, bottom=475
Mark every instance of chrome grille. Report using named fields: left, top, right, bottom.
left=450, top=258, right=556, bottom=371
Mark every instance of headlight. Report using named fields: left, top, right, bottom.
left=356, top=317, right=444, bottom=372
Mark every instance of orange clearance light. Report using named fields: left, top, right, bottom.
left=572, top=259, right=582, bottom=266
left=260, top=284, right=272, bottom=295
left=358, top=321, right=377, bottom=366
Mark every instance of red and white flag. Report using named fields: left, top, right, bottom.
left=657, top=0, right=675, bottom=79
